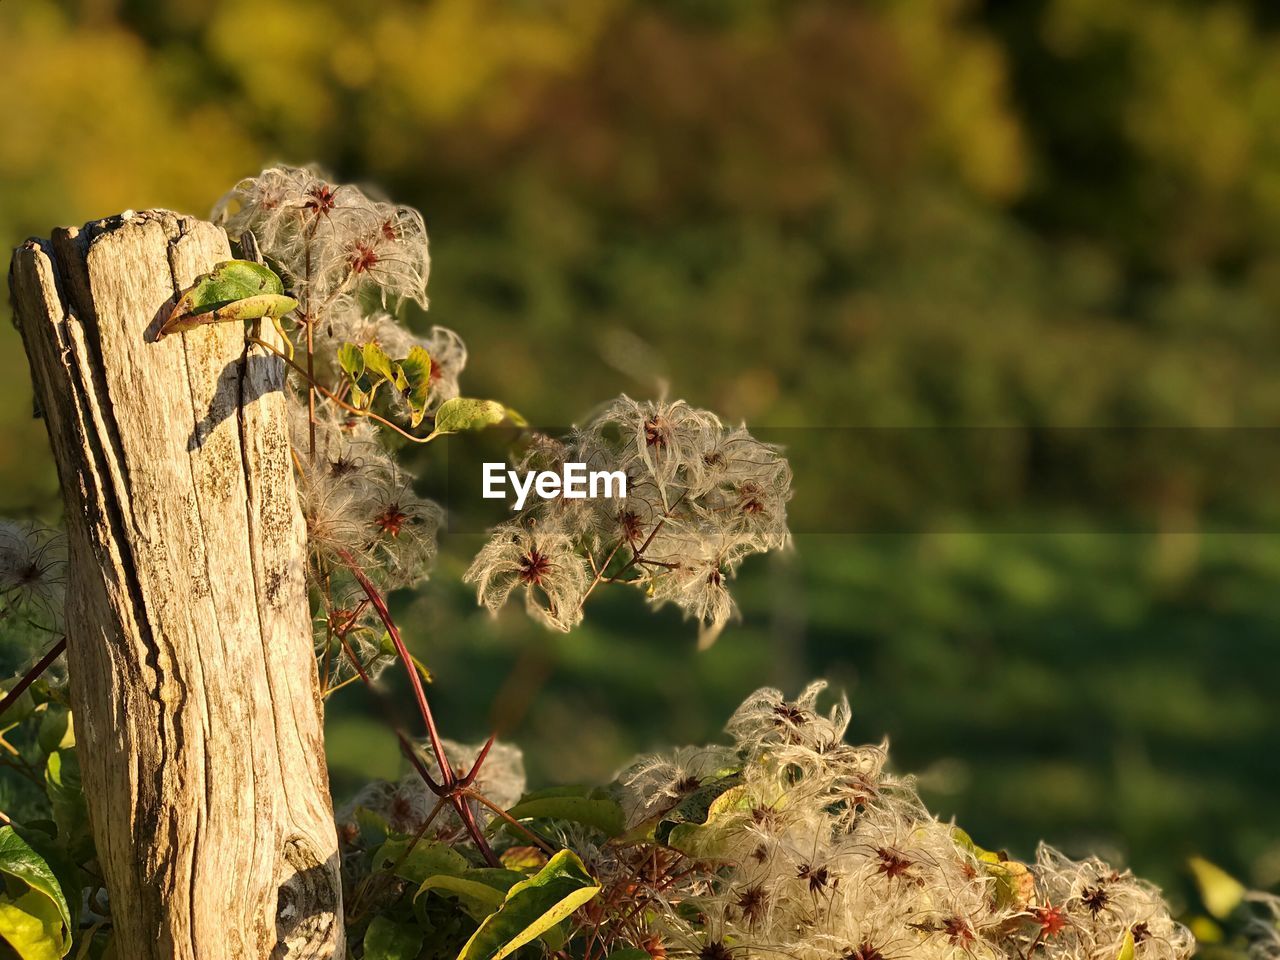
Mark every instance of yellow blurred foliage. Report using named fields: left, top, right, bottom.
left=883, top=0, right=1028, bottom=201
left=1047, top=0, right=1280, bottom=263
left=0, top=3, right=256, bottom=235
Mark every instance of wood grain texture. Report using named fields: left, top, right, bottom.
left=8, top=211, right=343, bottom=959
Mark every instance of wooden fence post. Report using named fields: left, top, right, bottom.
left=8, top=211, right=344, bottom=958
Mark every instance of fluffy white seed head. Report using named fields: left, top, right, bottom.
left=469, top=395, right=792, bottom=643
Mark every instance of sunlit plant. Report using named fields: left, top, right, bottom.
left=0, top=166, right=1246, bottom=960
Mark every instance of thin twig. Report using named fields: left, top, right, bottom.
left=578, top=540, right=623, bottom=611
left=0, top=637, right=66, bottom=718
left=302, top=229, right=317, bottom=459
left=466, top=790, right=557, bottom=856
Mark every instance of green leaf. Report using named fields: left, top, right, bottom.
left=428, top=398, right=507, bottom=440
left=455, top=850, right=600, bottom=960
left=374, top=838, right=468, bottom=885
left=10, top=831, right=80, bottom=938
left=950, top=828, right=1032, bottom=909
left=398, top=346, right=433, bottom=428
left=0, top=688, right=35, bottom=729
left=664, top=784, right=750, bottom=857
left=418, top=875, right=509, bottom=919
left=1189, top=915, right=1224, bottom=944
left=159, top=260, right=297, bottom=337
left=511, top=786, right=594, bottom=800
left=337, top=342, right=365, bottom=380
left=44, top=751, right=89, bottom=850
left=36, top=707, right=73, bottom=755
left=985, top=858, right=1033, bottom=910
left=654, top=773, right=743, bottom=846
left=363, top=343, right=397, bottom=384
left=464, top=869, right=527, bottom=893
left=363, top=916, right=423, bottom=960
left=416, top=868, right=524, bottom=922
left=0, top=827, right=71, bottom=958
left=350, top=381, right=370, bottom=410
left=505, top=794, right=624, bottom=838
left=499, top=847, right=548, bottom=872
left=1188, top=857, right=1246, bottom=919
left=1116, top=929, right=1135, bottom=960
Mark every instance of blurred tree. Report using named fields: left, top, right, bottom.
left=2, top=0, right=1278, bottom=893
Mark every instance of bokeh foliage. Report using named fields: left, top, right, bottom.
left=1, top=0, right=1278, bottom=902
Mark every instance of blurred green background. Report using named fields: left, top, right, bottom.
left=2, top=0, right=1279, bottom=902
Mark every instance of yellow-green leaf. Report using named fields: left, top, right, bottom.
left=654, top=773, right=743, bottom=845
left=428, top=398, right=507, bottom=440
left=159, top=260, right=296, bottom=337
left=1116, top=929, right=1135, bottom=960
left=505, top=792, right=624, bottom=839
left=418, top=875, right=509, bottom=918
left=1188, top=856, right=1246, bottom=919
left=44, top=751, right=89, bottom=850
left=337, top=342, right=365, bottom=380
left=363, top=343, right=397, bottom=384
left=0, top=890, right=66, bottom=960
left=499, top=847, right=548, bottom=872
left=36, top=707, right=73, bottom=754
left=373, top=838, right=467, bottom=885
left=399, top=346, right=433, bottom=427
left=664, top=784, right=751, bottom=857
left=1188, top=915, right=1224, bottom=944
left=0, top=827, right=70, bottom=958
left=455, top=850, right=600, bottom=960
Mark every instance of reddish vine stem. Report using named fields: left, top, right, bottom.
left=338, top=548, right=502, bottom=866
left=0, top=637, right=66, bottom=717
left=338, top=549, right=453, bottom=785
left=395, top=729, right=443, bottom=794
left=465, top=790, right=557, bottom=855
left=396, top=733, right=499, bottom=866
left=453, top=793, right=500, bottom=866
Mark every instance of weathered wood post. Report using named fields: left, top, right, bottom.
left=8, top=211, right=343, bottom=959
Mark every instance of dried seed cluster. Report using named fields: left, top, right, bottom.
left=1248, top=895, right=1280, bottom=960
left=0, top=521, right=66, bottom=631
left=214, top=165, right=430, bottom=312
left=466, top=396, right=792, bottom=642
left=214, top=166, right=452, bottom=685
left=579, top=682, right=1195, bottom=960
